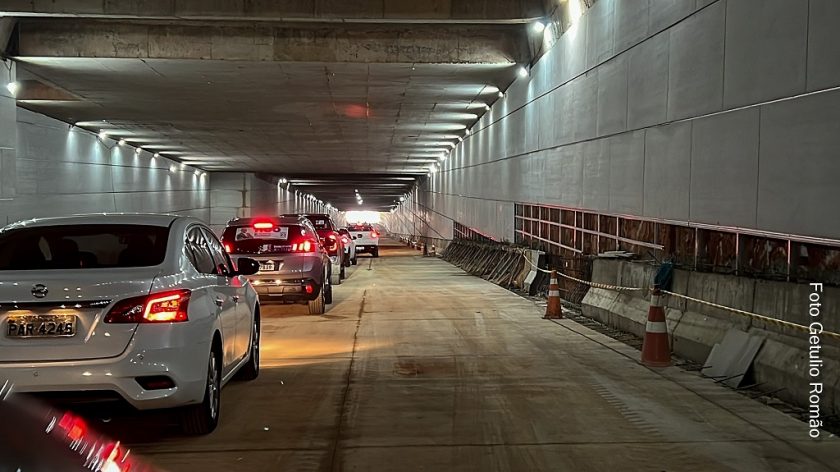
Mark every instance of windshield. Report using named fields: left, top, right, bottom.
left=0, top=224, right=169, bottom=270
left=303, top=216, right=333, bottom=231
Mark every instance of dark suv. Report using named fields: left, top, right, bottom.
left=282, top=213, right=346, bottom=284
left=221, top=215, right=333, bottom=314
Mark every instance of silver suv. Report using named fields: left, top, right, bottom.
left=221, top=216, right=333, bottom=314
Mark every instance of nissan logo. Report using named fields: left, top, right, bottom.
left=31, top=284, right=48, bottom=298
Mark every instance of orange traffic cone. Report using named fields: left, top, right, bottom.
left=641, top=287, right=671, bottom=367
left=544, top=270, right=562, bottom=319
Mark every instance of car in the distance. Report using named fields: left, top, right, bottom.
left=283, top=213, right=345, bottom=283
left=338, top=227, right=357, bottom=266
left=221, top=216, right=332, bottom=314
left=0, top=214, right=262, bottom=435
left=348, top=223, right=380, bottom=258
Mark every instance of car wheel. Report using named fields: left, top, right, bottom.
left=236, top=311, right=260, bottom=381
left=330, top=266, right=341, bottom=286
left=181, top=346, right=222, bottom=435
left=324, top=282, right=333, bottom=304
left=308, top=282, right=326, bottom=314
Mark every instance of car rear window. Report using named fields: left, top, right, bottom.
left=0, top=224, right=169, bottom=270
left=349, top=224, right=374, bottom=231
left=304, top=216, right=333, bottom=231
left=222, top=224, right=311, bottom=255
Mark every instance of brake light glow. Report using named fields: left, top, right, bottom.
left=325, top=232, right=339, bottom=252
left=104, top=289, right=191, bottom=323
left=370, top=231, right=379, bottom=238
left=58, top=412, right=87, bottom=442
left=292, top=240, right=313, bottom=252
left=224, top=243, right=233, bottom=253
left=253, top=222, right=274, bottom=230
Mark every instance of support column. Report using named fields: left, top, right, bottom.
left=0, top=59, right=16, bottom=200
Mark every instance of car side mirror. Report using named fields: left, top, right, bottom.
left=235, top=257, right=260, bottom=276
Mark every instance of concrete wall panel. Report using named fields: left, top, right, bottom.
left=614, top=0, right=649, bottom=52
left=585, top=0, right=615, bottom=69
left=608, top=131, right=645, bottom=215
left=572, top=71, right=598, bottom=141
left=581, top=138, right=610, bottom=211
left=807, top=0, right=840, bottom=91
left=690, top=108, right=759, bottom=228
left=667, top=1, right=724, bottom=120
left=723, top=0, right=807, bottom=108
left=649, top=0, right=696, bottom=33
left=627, top=31, right=668, bottom=129
left=596, top=55, right=628, bottom=136
left=758, top=90, right=840, bottom=239
left=643, top=121, right=691, bottom=221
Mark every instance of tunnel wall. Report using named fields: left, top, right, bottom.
left=422, top=0, right=840, bottom=243
left=0, top=108, right=210, bottom=226
left=583, top=258, right=840, bottom=417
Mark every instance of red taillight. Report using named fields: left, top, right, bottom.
left=305, top=283, right=314, bottom=294
left=104, top=289, right=191, bottom=323
left=224, top=243, right=233, bottom=253
left=370, top=231, right=379, bottom=238
left=325, top=232, right=339, bottom=252
left=58, top=412, right=87, bottom=442
left=292, top=240, right=313, bottom=252
left=253, top=222, right=274, bottom=230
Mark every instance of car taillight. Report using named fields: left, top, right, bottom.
left=370, top=231, right=379, bottom=238
left=292, top=240, right=314, bottom=252
left=253, top=221, right=274, bottom=230
left=341, top=236, right=350, bottom=245
left=325, top=232, right=338, bottom=252
left=57, top=412, right=87, bottom=442
left=104, top=289, right=191, bottom=323
left=224, top=242, right=233, bottom=253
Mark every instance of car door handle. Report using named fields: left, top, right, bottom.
left=215, top=297, right=225, bottom=307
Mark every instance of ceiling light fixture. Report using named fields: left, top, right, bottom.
left=518, top=66, right=529, bottom=78
left=5, top=82, right=19, bottom=96
left=118, top=139, right=127, bottom=146
left=135, top=147, right=142, bottom=155
left=532, top=21, right=546, bottom=34
left=498, top=91, right=505, bottom=98
left=98, top=131, right=108, bottom=139
left=484, top=104, right=491, bottom=111
left=153, top=152, right=160, bottom=158
left=169, top=165, right=177, bottom=173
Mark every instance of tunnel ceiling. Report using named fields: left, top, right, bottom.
left=3, top=1, right=549, bottom=210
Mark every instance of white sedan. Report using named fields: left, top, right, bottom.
left=0, top=214, right=261, bottom=434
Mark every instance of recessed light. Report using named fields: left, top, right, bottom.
left=532, top=21, right=546, bottom=34
left=99, top=131, right=108, bottom=139
left=118, top=139, right=127, bottom=146
left=518, top=66, right=529, bottom=78
left=5, top=82, right=19, bottom=96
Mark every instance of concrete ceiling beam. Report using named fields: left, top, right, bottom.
left=1, top=0, right=546, bottom=24
left=16, top=19, right=528, bottom=64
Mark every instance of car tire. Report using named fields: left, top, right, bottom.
left=181, top=346, right=222, bottom=435
left=330, top=266, right=341, bottom=286
left=308, top=282, right=326, bottom=315
left=236, top=311, right=260, bottom=381
left=324, top=282, right=333, bottom=304
left=373, top=247, right=379, bottom=258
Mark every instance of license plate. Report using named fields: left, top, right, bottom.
left=260, top=261, right=276, bottom=271
left=6, top=314, right=77, bottom=338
